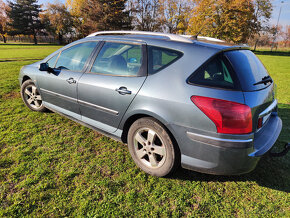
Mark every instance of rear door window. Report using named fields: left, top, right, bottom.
left=90, top=42, right=143, bottom=76
left=188, top=54, right=238, bottom=89
left=225, top=50, right=270, bottom=91
left=148, top=46, right=182, bottom=74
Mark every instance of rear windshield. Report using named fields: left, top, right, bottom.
left=225, top=50, right=270, bottom=91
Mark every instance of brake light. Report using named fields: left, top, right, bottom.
left=191, top=96, right=252, bottom=134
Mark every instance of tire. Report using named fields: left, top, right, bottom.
left=128, top=117, right=180, bottom=177
left=21, top=79, right=47, bottom=112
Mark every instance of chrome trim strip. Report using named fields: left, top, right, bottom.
left=259, top=99, right=277, bottom=118
left=40, top=88, right=119, bottom=116
left=187, top=132, right=253, bottom=148
left=78, top=100, right=119, bottom=116
left=40, top=88, right=77, bottom=103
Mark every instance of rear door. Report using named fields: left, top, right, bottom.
left=38, top=41, right=99, bottom=119
left=78, top=40, right=147, bottom=133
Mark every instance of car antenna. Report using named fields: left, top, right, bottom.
left=191, top=19, right=215, bottom=40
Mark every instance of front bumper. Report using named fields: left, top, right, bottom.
left=169, top=114, right=282, bottom=175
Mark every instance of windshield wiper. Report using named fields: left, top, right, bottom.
left=253, top=76, right=273, bottom=86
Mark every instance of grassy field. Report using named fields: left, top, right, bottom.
left=0, top=44, right=289, bottom=217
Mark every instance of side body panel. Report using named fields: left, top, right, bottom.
left=78, top=74, right=147, bottom=132
left=37, top=70, right=83, bottom=118
left=119, top=43, right=245, bottom=157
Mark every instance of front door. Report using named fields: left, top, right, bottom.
left=78, top=41, right=147, bottom=133
left=37, top=41, right=99, bottom=119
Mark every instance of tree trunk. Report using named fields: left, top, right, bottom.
left=58, top=33, right=63, bottom=45
left=1, top=35, right=6, bottom=43
left=33, top=34, right=38, bottom=45
left=253, top=39, right=258, bottom=51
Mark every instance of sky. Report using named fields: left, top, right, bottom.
left=271, top=0, right=290, bottom=26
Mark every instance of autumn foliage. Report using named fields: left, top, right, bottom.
left=1, top=0, right=289, bottom=47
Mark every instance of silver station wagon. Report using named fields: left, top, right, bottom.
left=19, top=31, right=282, bottom=177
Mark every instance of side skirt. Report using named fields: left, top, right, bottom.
left=45, top=105, right=123, bottom=143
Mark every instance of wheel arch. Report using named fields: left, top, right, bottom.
left=120, top=112, right=179, bottom=153
left=22, top=75, right=31, bottom=84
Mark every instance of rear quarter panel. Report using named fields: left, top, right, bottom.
left=120, top=43, right=245, bottom=137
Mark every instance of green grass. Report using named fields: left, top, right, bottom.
left=0, top=44, right=62, bottom=61
left=0, top=44, right=289, bottom=217
left=256, top=53, right=290, bottom=103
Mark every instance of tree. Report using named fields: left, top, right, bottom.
left=66, top=0, right=86, bottom=17
left=187, top=0, right=272, bottom=44
left=66, top=0, right=130, bottom=37
left=41, top=3, right=74, bottom=44
left=0, top=0, right=9, bottom=43
left=283, top=25, right=290, bottom=47
left=7, top=0, right=43, bottom=44
left=66, top=0, right=86, bottom=37
left=251, top=0, right=272, bottom=50
left=127, top=0, right=162, bottom=31
left=159, top=0, right=193, bottom=34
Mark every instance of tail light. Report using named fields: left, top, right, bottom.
left=257, top=117, right=263, bottom=129
left=191, top=96, right=252, bottom=134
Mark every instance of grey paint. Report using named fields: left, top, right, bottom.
left=19, top=34, right=282, bottom=175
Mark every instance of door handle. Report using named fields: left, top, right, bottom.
left=115, top=87, right=132, bottom=95
left=66, top=77, right=76, bottom=84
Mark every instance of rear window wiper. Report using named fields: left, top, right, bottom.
left=253, top=76, right=273, bottom=86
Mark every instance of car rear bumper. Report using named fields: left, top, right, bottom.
left=169, top=114, right=282, bottom=175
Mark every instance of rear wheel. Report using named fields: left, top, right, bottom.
left=128, top=117, right=180, bottom=177
left=21, top=79, right=47, bottom=112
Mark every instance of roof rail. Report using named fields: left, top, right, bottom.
left=181, top=35, right=225, bottom=42
left=87, top=31, right=193, bottom=43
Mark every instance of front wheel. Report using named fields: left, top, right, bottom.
left=127, top=117, right=180, bottom=177
left=21, top=79, right=47, bottom=112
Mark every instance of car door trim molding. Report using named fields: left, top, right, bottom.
left=40, top=88, right=78, bottom=103
left=40, top=88, right=118, bottom=116
left=78, top=99, right=119, bottom=116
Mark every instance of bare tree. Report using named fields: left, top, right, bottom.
left=0, top=0, right=9, bottom=43
left=159, top=0, right=192, bottom=34
left=282, top=25, right=290, bottom=47
left=127, top=0, right=162, bottom=31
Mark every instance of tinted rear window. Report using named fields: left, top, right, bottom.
left=148, top=46, right=182, bottom=74
left=225, top=50, right=270, bottom=91
left=188, top=54, right=238, bottom=90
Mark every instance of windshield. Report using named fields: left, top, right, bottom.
left=225, top=50, right=270, bottom=91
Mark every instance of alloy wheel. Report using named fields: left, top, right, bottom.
left=24, top=84, right=43, bottom=109
left=133, top=128, right=167, bottom=169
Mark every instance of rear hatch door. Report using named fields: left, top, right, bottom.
left=225, top=50, right=277, bottom=132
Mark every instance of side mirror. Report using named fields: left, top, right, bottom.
left=39, top=63, right=49, bottom=71
left=39, top=63, right=54, bottom=73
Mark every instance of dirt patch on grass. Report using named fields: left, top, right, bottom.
left=2, top=91, right=20, bottom=100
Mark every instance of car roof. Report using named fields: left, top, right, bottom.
left=85, top=31, right=249, bottom=52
